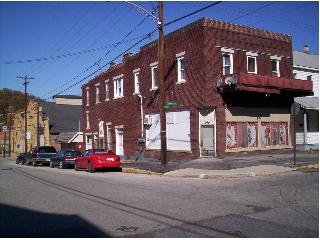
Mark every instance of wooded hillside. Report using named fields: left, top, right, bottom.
left=0, top=88, right=35, bottom=122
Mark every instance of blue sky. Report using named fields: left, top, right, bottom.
left=0, top=1, right=318, bottom=100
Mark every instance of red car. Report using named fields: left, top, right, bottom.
left=75, top=149, right=121, bottom=173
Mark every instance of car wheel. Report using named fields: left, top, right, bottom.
left=49, top=161, right=54, bottom=168
left=75, top=162, right=79, bottom=171
left=32, top=160, right=37, bottom=167
left=59, top=161, right=64, bottom=169
left=88, top=161, right=94, bottom=173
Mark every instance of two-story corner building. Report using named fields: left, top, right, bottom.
left=82, top=18, right=313, bottom=161
left=293, top=46, right=319, bottom=150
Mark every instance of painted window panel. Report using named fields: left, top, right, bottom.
left=247, top=122, right=258, bottom=147
left=261, top=122, right=271, bottom=146
left=237, top=122, right=248, bottom=148
left=271, top=122, right=279, bottom=145
left=226, top=122, right=237, bottom=149
left=279, top=122, right=288, bottom=145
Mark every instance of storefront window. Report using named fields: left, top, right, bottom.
left=227, top=121, right=288, bottom=150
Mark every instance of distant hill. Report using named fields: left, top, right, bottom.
left=0, top=88, right=36, bottom=122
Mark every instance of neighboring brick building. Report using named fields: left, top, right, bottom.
left=82, top=18, right=312, bottom=160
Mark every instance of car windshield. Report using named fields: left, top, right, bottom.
left=38, top=147, right=56, bottom=153
left=93, top=149, right=114, bottom=154
left=65, top=151, right=81, bottom=156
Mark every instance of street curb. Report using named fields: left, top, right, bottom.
left=121, top=167, right=161, bottom=175
left=293, top=164, right=319, bottom=171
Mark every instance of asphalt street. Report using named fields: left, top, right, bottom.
left=0, top=159, right=318, bottom=237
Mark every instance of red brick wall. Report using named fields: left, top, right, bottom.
left=82, top=18, right=296, bottom=160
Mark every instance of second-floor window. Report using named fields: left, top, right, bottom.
left=271, top=59, right=280, bottom=77
left=113, top=75, right=124, bottom=98
left=222, top=53, right=233, bottom=75
left=86, top=111, right=90, bottom=129
left=177, top=56, right=186, bottom=83
left=247, top=56, right=257, bottom=74
left=86, top=87, right=89, bottom=106
left=105, top=80, right=110, bottom=101
left=95, top=84, right=100, bottom=104
left=133, top=69, right=140, bottom=94
left=150, top=62, right=158, bottom=90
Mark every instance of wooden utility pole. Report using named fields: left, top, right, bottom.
left=17, top=75, right=34, bottom=153
left=158, top=1, right=167, bottom=172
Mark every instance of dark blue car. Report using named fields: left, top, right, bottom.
left=49, top=149, right=81, bottom=169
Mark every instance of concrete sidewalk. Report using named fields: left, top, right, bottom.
left=121, top=150, right=319, bottom=178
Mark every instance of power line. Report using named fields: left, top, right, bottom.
left=42, top=33, right=150, bottom=98
left=228, top=2, right=277, bottom=22
left=42, top=14, right=151, bottom=99
left=3, top=34, right=147, bottom=65
left=165, top=1, right=223, bottom=27
left=51, top=33, right=153, bottom=98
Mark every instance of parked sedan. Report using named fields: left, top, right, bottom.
left=75, top=149, right=121, bottom=173
left=50, top=149, right=81, bottom=169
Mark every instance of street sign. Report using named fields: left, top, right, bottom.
left=2, top=125, right=8, bottom=132
left=164, top=101, right=178, bottom=108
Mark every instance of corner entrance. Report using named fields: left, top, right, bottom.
left=199, top=108, right=216, bottom=157
left=200, top=125, right=215, bottom=157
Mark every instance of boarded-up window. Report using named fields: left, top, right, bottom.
left=146, top=110, right=191, bottom=151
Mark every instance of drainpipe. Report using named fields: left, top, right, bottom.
left=138, top=94, right=144, bottom=138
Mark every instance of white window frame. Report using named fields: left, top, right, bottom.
left=86, top=111, right=90, bottom=129
left=86, top=87, right=89, bottom=106
left=270, top=56, right=281, bottom=78
left=133, top=68, right=140, bottom=94
left=221, top=48, right=234, bottom=75
left=222, top=53, right=233, bottom=75
left=150, top=62, right=158, bottom=90
left=105, top=79, right=110, bottom=101
left=113, top=74, right=124, bottom=99
left=176, top=52, right=186, bottom=83
left=246, top=52, right=258, bottom=74
left=95, top=83, right=100, bottom=104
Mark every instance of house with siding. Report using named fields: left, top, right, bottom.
left=82, top=18, right=312, bottom=160
left=293, top=46, right=319, bottom=150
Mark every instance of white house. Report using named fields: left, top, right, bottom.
left=293, top=46, right=319, bottom=150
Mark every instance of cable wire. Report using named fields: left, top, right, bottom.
left=51, top=33, right=153, bottom=98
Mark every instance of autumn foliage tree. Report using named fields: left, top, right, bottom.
left=0, top=88, right=35, bottom=123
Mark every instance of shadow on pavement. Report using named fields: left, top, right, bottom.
left=0, top=202, right=109, bottom=237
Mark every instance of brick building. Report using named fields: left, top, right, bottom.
left=82, top=18, right=312, bottom=160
